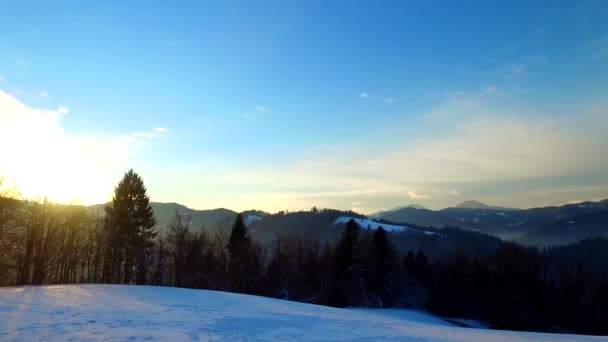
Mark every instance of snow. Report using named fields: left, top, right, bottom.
left=244, top=215, right=262, bottom=226
left=334, top=216, right=439, bottom=235
left=334, top=216, right=411, bottom=232
left=496, top=212, right=508, bottom=218
left=0, top=285, right=600, bottom=341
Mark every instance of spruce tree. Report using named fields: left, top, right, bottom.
left=227, top=214, right=252, bottom=292
left=369, top=226, right=397, bottom=307
left=103, top=169, right=156, bottom=284
left=328, top=219, right=364, bottom=307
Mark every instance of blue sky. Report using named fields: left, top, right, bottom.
left=1, top=1, right=607, bottom=212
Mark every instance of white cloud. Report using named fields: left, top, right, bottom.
left=445, top=188, right=459, bottom=196
left=39, top=91, right=49, bottom=98
left=0, top=89, right=138, bottom=205
left=351, top=200, right=365, bottom=212
left=132, top=127, right=169, bottom=139
left=197, top=94, right=608, bottom=212
left=256, top=105, right=266, bottom=112
left=359, top=92, right=369, bottom=99
left=408, top=191, right=429, bottom=200
left=57, top=106, right=69, bottom=114
left=0, top=75, right=5, bottom=82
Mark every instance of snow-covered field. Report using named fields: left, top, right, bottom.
left=0, top=285, right=602, bottom=341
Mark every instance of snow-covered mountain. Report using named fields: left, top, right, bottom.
left=0, top=285, right=598, bottom=341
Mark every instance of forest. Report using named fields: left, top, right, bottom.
left=1, top=170, right=607, bottom=335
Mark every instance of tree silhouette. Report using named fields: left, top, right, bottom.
left=102, top=169, right=156, bottom=284
left=227, top=214, right=252, bottom=292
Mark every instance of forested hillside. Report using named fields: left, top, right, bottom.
left=1, top=171, right=607, bottom=335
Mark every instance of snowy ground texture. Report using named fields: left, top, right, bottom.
left=0, top=285, right=604, bottom=341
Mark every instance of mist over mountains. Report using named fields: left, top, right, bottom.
left=372, top=199, right=608, bottom=246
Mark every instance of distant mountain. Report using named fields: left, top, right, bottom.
left=374, top=199, right=608, bottom=245
left=455, top=200, right=518, bottom=211
left=88, top=198, right=608, bottom=246
left=455, top=200, right=490, bottom=209
left=389, top=204, right=429, bottom=211
left=88, top=202, right=246, bottom=234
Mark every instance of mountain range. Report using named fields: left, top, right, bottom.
left=88, top=199, right=608, bottom=247
left=372, top=199, right=608, bottom=246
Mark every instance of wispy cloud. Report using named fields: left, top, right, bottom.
left=14, top=57, right=27, bottom=67
left=351, top=200, right=365, bottom=212
left=446, top=188, right=459, bottom=196
left=408, top=191, right=429, bottom=200
left=507, top=64, right=525, bottom=77
left=484, top=85, right=503, bottom=97
left=192, top=93, right=608, bottom=212
left=39, top=91, right=49, bottom=98
left=384, top=96, right=397, bottom=104
left=0, top=75, right=5, bottom=82
left=578, top=36, right=608, bottom=63
left=256, top=105, right=266, bottom=112
left=359, top=92, right=398, bottom=104
left=132, top=127, right=168, bottom=139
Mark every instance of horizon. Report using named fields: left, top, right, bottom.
left=21, top=195, right=608, bottom=216
left=1, top=2, right=608, bottom=213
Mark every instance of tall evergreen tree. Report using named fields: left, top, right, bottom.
left=369, top=226, right=397, bottom=307
left=327, top=219, right=365, bottom=307
left=227, top=214, right=252, bottom=292
left=102, top=169, right=156, bottom=284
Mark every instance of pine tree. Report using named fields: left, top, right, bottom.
left=227, top=214, right=252, bottom=292
left=102, top=169, right=156, bottom=284
left=327, top=219, right=364, bottom=307
left=369, top=226, right=397, bottom=307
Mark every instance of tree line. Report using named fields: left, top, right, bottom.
left=0, top=171, right=607, bottom=335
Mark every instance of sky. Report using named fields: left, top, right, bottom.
left=1, top=1, right=607, bottom=213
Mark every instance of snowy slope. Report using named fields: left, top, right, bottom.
left=0, top=285, right=601, bottom=341
left=334, top=216, right=439, bottom=235
left=244, top=214, right=262, bottom=226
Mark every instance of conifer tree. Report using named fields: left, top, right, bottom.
left=369, top=226, right=397, bottom=307
left=227, top=214, right=252, bottom=292
left=103, top=169, right=156, bottom=284
left=328, top=219, right=364, bottom=306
